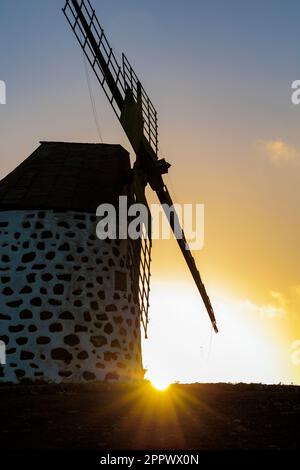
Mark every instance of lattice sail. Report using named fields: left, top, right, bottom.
left=126, top=187, right=152, bottom=338
left=63, top=0, right=126, bottom=116
left=63, top=0, right=159, bottom=157
left=122, top=54, right=159, bottom=156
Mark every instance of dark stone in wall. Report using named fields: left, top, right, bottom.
left=83, top=371, right=96, bottom=381
left=0, top=314, right=11, bottom=320
left=59, top=311, right=74, bottom=320
left=32, top=264, right=47, bottom=270
left=104, top=352, right=118, bottom=361
left=91, top=335, right=107, bottom=347
left=51, top=348, right=73, bottom=364
left=90, top=301, right=98, bottom=311
left=106, top=304, right=117, bottom=312
left=49, top=323, right=63, bottom=332
left=59, top=243, right=70, bottom=251
left=20, top=309, right=32, bottom=319
left=9, top=325, right=24, bottom=333
left=31, top=298, right=42, bottom=307
left=22, top=252, right=36, bottom=263
left=64, top=335, right=80, bottom=346
left=6, top=348, right=16, bottom=354
left=96, top=363, right=105, bottom=369
left=42, top=273, right=53, bottom=282
left=59, top=371, right=72, bottom=377
left=77, top=351, right=89, bottom=360
left=20, top=351, right=34, bottom=360
left=7, top=300, right=23, bottom=308
left=73, top=289, right=83, bottom=296
left=49, top=299, right=62, bottom=306
left=3, top=287, right=13, bottom=295
left=15, top=369, right=25, bottom=378
left=104, top=323, right=113, bottom=335
left=58, top=221, right=70, bottom=229
left=111, top=339, right=121, bottom=349
left=27, top=273, right=36, bottom=283
left=75, top=325, right=88, bottom=333
left=0, top=335, right=9, bottom=344
left=19, top=286, right=32, bottom=294
left=41, top=231, right=53, bottom=239
left=57, top=274, right=72, bottom=281
left=53, top=284, right=64, bottom=295
left=40, top=311, right=53, bottom=320
left=105, top=372, right=119, bottom=381
left=16, top=338, right=28, bottom=346
left=84, top=312, right=92, bottom=322
left=28, top=325, right=38, bottom=332
left=36, top=337, right=51, bottom=345
left=96, top=314, right=108, bottom=321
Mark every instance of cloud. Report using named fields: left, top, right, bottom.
left=242, top=299, right=286, bottom=319
left=257, top=304, right=286, bottom=318
left=292, top=285, right=300, bottom=297
left=257, top=139, right=300, bottom=165
left=269, top=290, right=288, bottom=307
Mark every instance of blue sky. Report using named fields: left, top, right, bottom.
left=1, top=0, right=300, bottom=176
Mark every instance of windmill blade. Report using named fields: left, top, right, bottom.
left=155, top=183, right=218, bottom=333
left=63, top=0, right=159, bottom=160
left=63, top=0, right=126, bottom=116
left=122, top=54, right=159, bottom=156
left=63, top=0, right=218, bottom=334
left=129, top=167, right=153, bottom=338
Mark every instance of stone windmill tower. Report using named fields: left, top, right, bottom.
left=0, top=0, right=217, bottom=384
left=0, top=142, right=148, bottom=383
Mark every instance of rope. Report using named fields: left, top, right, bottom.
left=82, top=52, right=103, bottom=143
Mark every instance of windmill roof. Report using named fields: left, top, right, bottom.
left=0, top=142, right=131, bottom=213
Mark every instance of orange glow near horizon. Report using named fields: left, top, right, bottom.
left=142, top=279, right=298, bottom=386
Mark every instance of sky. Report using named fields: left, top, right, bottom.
left=1, top=0, right=300, bottom=385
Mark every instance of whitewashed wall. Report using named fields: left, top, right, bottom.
left=0, top=210, right=143, bottom=384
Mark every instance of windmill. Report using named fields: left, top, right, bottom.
left=63, top=0, right=218, bottom=335
left=0, top=0, right=217, bottom=386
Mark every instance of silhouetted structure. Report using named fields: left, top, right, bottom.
left=0, top=142, right=144, bottom=383
left=0, top=0, right=218, bottom=385
left=63, top=0, right=218, bottom=333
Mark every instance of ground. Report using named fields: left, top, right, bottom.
left=0, top=382, right=299, bottom=450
